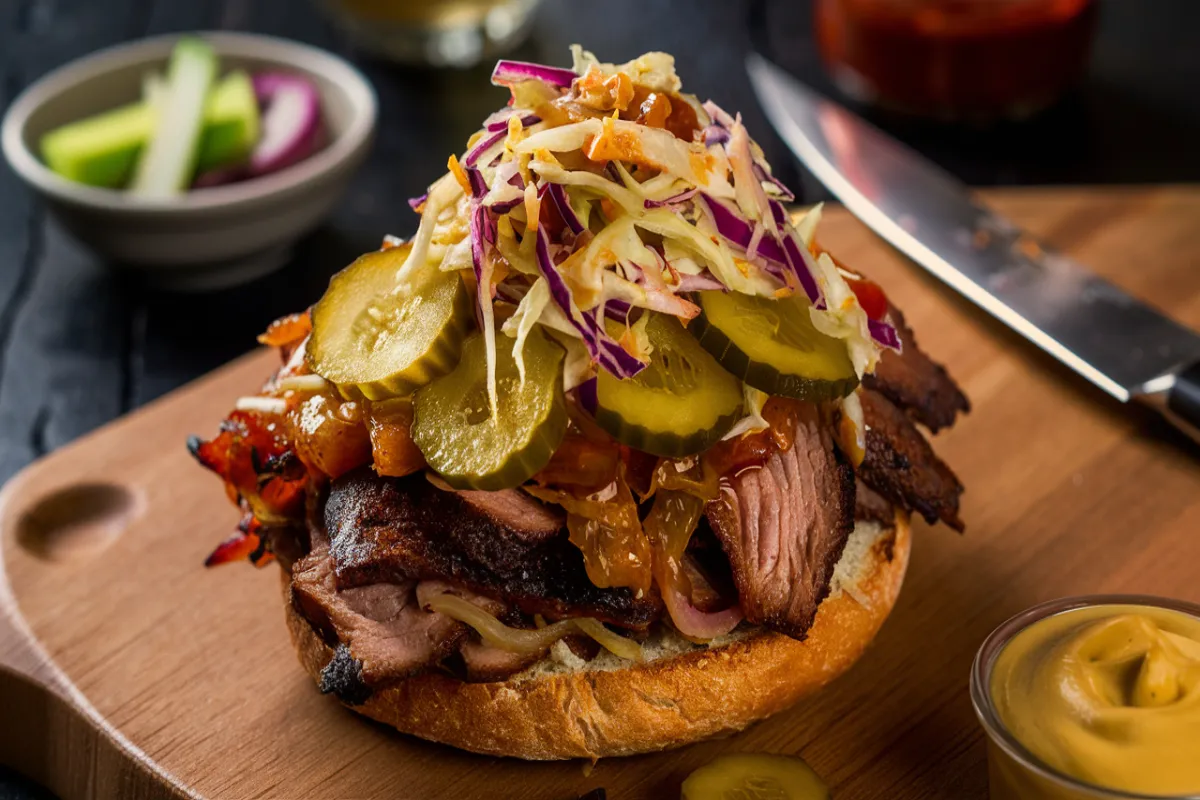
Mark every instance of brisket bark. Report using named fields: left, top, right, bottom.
left=857, top=389, right=965, bottom=531
left=324, top=469, right=662, bottom=629
left=864, top=306, right=969, bottom=433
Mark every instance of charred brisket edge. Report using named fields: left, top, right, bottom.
left=856, top=390, right=965, bottom=532
left=864, top=306, right=970, bottom=433
left=319, top=643, right=373, bottom=705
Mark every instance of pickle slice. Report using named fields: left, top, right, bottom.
left=307, top=243, right=471, bottom=401
left=691, top=290, right=858, bottom=402
left=682, top=753, right=830, bottom=800
left=587, top=313, right=743, bottom=458
left=412, top=328, right=567, bottom=490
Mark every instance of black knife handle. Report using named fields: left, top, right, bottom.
left=1167, top=361, right=1200, bottom=435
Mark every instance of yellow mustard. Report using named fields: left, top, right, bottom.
left=990, top=604, right=1200, bottom=796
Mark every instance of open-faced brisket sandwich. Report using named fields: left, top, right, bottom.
left=190, top=47, right=968, bottom=760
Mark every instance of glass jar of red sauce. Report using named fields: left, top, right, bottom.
left=815, top=0, right=1099, bottom=121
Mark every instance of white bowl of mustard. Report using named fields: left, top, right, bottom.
left=971, top=595, right=1200, bottom=800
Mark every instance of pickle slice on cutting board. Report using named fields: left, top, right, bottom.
left=682, top=753, right=830, bottom=800
left=584, top=313, right=743, bottom=458
left=412, top=328, right=567, bottom=490
left=691, top=290, right=858, bottom=402
left=307, top=243, right=472, bottom=401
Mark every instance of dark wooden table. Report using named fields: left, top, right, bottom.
left=1, top=1, right=1199, bottom=797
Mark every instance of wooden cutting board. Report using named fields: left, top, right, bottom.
left=3, top=186, right=1199, bottom=800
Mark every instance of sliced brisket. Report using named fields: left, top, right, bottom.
left=857, top=389, right=965, bottom=531
left=291, top=547, right=464, bottom=686
left=705, top=404, right=855, bottom=639
left=324, top=469, right=662, bottom=630
left=854, top=479, right=895, bottom=525
left=864, top=307, right=969, bottom=433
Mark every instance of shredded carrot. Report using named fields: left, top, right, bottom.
left=523, top=182, right=541, bottom=233
left=447, top=153, right=473, bottom=197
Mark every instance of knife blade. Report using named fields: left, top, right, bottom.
left=747, top=53, right=1200, bottom=441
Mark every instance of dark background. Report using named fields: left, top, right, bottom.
left=1, top=0, right=1198, bottom=797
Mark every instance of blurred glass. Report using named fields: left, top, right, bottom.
left=815, top=0, right=1098, bottom=121
left=318, top=0, right=542, bottom=67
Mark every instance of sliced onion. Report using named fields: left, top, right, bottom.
left=426, top=592, right=573, bottom=655
left=425, top=589, right=645, bottom=661
left=192, top=164, right=246, bottom=188
left=574, top=618, right=644, bottom=662
left=643, top=489, right=743, bottom=641
left=868, top=318, right=902, bottom=351
left=491, top=59, right=577, bottom=89
left=663, top=584, right=743, bottom=640
left=249, top=72, right=322, bottom=176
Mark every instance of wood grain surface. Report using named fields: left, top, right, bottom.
left=2, top=187, right=1199, bottom=800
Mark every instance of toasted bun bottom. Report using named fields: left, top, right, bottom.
left=284, top=513, right=911, bottom=759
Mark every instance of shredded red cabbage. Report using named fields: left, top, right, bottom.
left=466, top=167, right=488, bottom=199
left=754, top=162, right=795, bottom=202
left=464, top=129, right=506, bottom=167
left=643, top=188, right=699, bottom=209
left=868, top=318, right=902, bottom=352
left=698, top=194, right=787, bottom=264
left=407, top=193, right=427, bottom=211
left=540, top=182, right=585, bottom=234
left=534, top=228, right=645, bottom=378
left=491, top=59, right=577, bottom=89
left=780, top=231, right=824, bottom=307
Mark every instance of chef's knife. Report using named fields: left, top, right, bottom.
left=747, top=54, right=1200, bottom=442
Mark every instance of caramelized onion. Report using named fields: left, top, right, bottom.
left=426, top=593, right=574, bottom=655
left=425, top=592, right=645, bottom=661
left=644, top=489, right=743, bottom=641
left=574, top=618, right=644, bottom=662
left=364, top=398, right=426, bottom=478
left=526, top=476, right=653, bottom=595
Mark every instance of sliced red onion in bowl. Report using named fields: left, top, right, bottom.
left=868, top=318, right=902, bottom=352
left=192, top=164, right=246, bottom=188
left=249, top=72, right=322, bottom=177
left=491, top=59, right=577, bottom=89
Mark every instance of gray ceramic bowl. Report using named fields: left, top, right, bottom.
left=2, top=31, right=377, bottom=290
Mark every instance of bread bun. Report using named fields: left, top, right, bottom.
left=283, top=513, right=910, bottom=759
